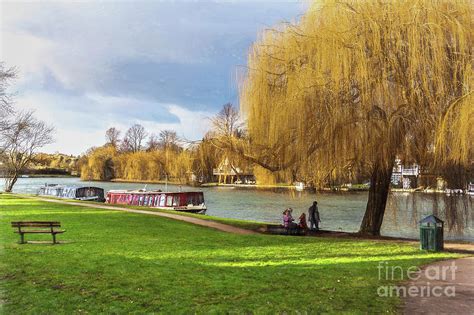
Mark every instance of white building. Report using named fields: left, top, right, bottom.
left=391, top=158, right=420, bottom=189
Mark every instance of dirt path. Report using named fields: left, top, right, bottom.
left=403, top=257, right=474, bottom=314
left=28, top=197, right=257, bottom=235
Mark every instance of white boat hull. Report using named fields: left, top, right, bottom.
left=153, top=205, right=207, bottom=213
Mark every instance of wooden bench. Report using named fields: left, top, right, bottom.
left=11, top=221, right=65, bottom=244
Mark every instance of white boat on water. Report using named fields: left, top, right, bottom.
left=38, top=184, right=105, bottom=202
left=294, top=182, right=305, bottom=191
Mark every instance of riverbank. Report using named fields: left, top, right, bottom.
left=0, top=174, right=78, bottom=179
left=41, top=177, right=473, bottom=196
left=110, top=178, right=187, bottom=186
left=110, top=180, right=297, bottom=190
left=0, top=194, right=461, bottom=313
left=201, top=182, right=296, bottom=189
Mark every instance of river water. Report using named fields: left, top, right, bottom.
left=4, top=177, right=473, bottom=241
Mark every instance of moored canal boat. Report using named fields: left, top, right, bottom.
left=105, top=189, right=207, bottom=213
left=38, top=184, right=105, bottom=202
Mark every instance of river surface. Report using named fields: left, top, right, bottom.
left=4, top=177, right=473, bottom=241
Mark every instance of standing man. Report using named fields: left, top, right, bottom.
left=308, top=201, right=321, bottom=230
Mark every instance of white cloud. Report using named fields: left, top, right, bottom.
left=1, top=1, right=303, bottom=154
left=14, top=90, right=213, bottom=155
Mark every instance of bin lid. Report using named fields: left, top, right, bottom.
left=419, top=214, right=444, bottom=225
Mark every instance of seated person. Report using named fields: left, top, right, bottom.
left=283, top=208, right=298, bottom=229
left=282, top=209, right=290, bottom=228
left=298, top=213, right=308, bottom=229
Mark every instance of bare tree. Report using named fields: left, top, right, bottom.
left=209, top=103, right=249, bottom=182
left=147, top=133, right=160, bottom=151
left=0, top=63, right=16, bottom=138
left=159, top=130, right=181, bottom=151
left=121, top=124, right=147, bottom=153
left=211, top=103, right=243, bottom=137
left=0, top=62, right=16, bottom=116
left=1, top=111, right=54, bottom=192
left=105, top=127, right=121, bottom=147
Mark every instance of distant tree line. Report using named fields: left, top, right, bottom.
left=80, top=127, right=196, bottom=183
left=29, top=153, right=79, bottom=174
left=79, top=102, right=323, bottom=185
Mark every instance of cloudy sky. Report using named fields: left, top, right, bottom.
left=1, top=1, right=306, bottom=155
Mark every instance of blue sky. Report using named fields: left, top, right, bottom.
left=1, top=1, right=306, bottom=155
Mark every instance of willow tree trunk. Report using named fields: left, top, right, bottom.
left=359, top=162, right=394, bottom=236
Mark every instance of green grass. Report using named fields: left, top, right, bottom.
left=0, top=194, right=459, bottom=314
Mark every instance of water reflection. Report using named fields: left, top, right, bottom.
left=4, top=177, right=473, bottom=241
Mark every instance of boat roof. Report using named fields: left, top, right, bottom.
left=107, top=189, right=202, bottom=194
left=41, top=185, right=103, bottom=190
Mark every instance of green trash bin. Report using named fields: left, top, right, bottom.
left=419, top=215, right=444, bottom=251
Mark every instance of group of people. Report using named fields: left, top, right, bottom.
left=282, top=201, right=321, bottom=231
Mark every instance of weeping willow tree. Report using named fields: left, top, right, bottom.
left=239, top=0, right=473, bottom=235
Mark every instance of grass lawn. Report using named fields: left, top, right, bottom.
left=0, top=194, right=459, bottom=313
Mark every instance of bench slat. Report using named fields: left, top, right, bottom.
left=11, top=223, right=61, bottom=227
left=14, top=230, right=65, bottom=234
left=12, top=222, right=61, bottom=227
left=11, top=221, right=60, bottom=223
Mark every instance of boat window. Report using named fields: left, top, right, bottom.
left=186, top=193, right=203, bottom=205
left=159, top=194, right=166, bottom=206
left=166, top=196, right=173, bottom=206
left=148, top=196, right=154, bottom=206
left=173, top=196, right=179, bottom=206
